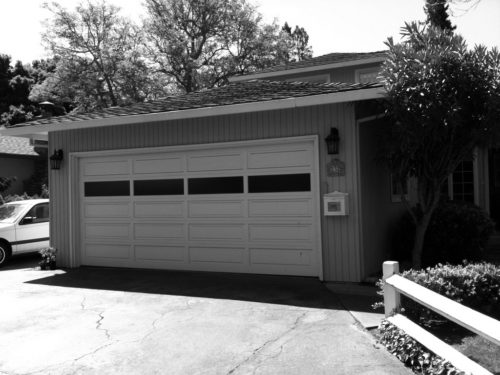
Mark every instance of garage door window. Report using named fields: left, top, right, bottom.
left=188, top=176, right=244, bottom=194
left=84, top=181, right=130, bottom=197
left=134, top=179, right=184, bottom=196
left=248, top=173, right=311, bottom=193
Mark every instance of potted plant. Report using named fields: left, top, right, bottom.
left=39, top=247, right=57, bottom=270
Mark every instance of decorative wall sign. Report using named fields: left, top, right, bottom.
left=327, top=158, right=345, bottom=177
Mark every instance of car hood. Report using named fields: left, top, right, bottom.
left=0, top=222, right=14, bottom=231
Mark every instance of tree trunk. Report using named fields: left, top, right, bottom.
left=411, top=207, right=437, bottom=269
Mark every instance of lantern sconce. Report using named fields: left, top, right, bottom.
left=49, top=149, right=64, bottom=170
left=325, top=127, right=340, bottom=155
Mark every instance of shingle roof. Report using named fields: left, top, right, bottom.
left=242, top=51, right=388, bottom=75
left=0, top=136, right=38, bottom=156
left=11, top=80, right=383, bottom=128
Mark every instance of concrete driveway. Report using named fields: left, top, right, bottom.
left=0, top=255, right=410, bottom=375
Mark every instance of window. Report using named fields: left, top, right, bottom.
left=188, top=176, right=244, bottom=194
left=22, top=203, right=49, bottom=224
left=134, top=179, right=183, bottom=196
left=390, top=174, right=409, bottom=202
left=444, top=160, right=475, bottom=203
left=84, top=181, right=130, bottom=197
left=355, top=67, right=380, bottom=84
left=248, top=174, right=311, bottom=193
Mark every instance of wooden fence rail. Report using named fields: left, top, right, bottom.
left=382, top=261, right=500, bottom=375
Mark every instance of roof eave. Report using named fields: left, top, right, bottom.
left=0, top=86, right=385, bottom=138
left=229, top=56, right=386, bottom=82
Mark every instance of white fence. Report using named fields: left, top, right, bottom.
left=383, top=261, right=500, bottom=375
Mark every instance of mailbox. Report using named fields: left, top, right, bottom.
left=323, top=191, right=349, bottom=216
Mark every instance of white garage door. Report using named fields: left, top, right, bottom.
left=79, top=138, right=321, bottom=277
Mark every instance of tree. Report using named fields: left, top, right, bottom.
left=143, top=0, right=312, bottom=93
left=425, top=0, right=456, bottom=30
left=41, top=1, right=168, bottom=111
left=379, top=22, right=500, bottom=268
left=282, top=22, right=313, bottom=62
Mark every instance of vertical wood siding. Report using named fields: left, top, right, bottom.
left=49, top=102, right=362, bottom=282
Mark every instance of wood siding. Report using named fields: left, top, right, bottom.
left=49, top=103, right=363, bottom=282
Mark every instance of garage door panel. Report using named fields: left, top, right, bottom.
left=135, top=245, right=185, bottom=261
left=85, top=203, right=130, bottom=219
left=189, top=246, right=245, bottom=264
left=133, top=157, right=183, bottom=174
left=247, top=149, right=312, bottom=169
left=249, top=224, right=312, bottom=241
left=79, top=138, right=319, bottom=277
left=188, top=200, right=244, bottom=218
left=248, top=199, right=312, bottom=217
left=187, top=153, right=244, bottom=171
left=84, top=160, right=130, bottom=176
left=189, top=224, right=245, bottom=240
left=85, top=223, right=130, bottom=239
left=134, top=223, right=184, bottom=239
left=250, top=248, right=312, bottom=266
left=85, top=243, right=131, bottom=259
left=134, top=201, right=184, bottom=218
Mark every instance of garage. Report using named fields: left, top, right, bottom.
left=77, top=137, right=321, bottom=277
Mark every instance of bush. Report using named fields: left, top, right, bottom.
left=378, top=320, right=464, bottom=375
left=376, top=262, right=500, bottom=322
left=391, top=201, right=494, bottom=267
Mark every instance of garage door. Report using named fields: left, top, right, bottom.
left=79, top=139, right=320, bottom=277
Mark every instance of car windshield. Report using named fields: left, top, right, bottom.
left=0, top=203, right=25, bottom=223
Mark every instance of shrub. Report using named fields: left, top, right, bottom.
left=378, top=320, right=464, bottom=375
left=376, top=262, right=500, bottom=322
left=391, top=201, right=494, bottom=267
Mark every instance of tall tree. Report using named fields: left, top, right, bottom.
left=425, top=0, right=456, bottom=30
left=41, top=1, right=167, bottom=111
left=143, top=0, right=311, bottom=93
left=282, top=22, right=313, bottom=62
left=379, top=22, right=500, bottom=268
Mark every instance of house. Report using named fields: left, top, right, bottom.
left=3, top=51, right=487, bottom=282
left=0, top=136, right=44, bottom=196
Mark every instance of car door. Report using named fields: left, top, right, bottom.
left=15, top=203, right=50, bottom=253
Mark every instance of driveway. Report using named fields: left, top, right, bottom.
left=0, top=256, right=410, bottom=375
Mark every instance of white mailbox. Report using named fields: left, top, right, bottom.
left=323, top=191, right=349, bottom=216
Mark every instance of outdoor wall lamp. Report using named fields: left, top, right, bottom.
left=325, top=127, right=340, bottom=155
left=50, top=149, right=64, bottom=170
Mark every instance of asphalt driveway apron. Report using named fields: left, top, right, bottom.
left=0, top=258, right=410, bottom=374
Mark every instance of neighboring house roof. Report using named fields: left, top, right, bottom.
left=0, top=136, right=38, bottom=156
left=230, top=51, right=387, bottom=82
left=3, top=80, right=384, bottom=137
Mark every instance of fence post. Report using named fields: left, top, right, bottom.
left=383, top=261, right=400, bottom=317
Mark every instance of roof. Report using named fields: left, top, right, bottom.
left=5, top=80, right=383, bottom=134
left=230, top=51, right=387, bottom=82
left=0, top=136, right=38, bottom=156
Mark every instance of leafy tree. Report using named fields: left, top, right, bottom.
left=379, top=22, right=500, bottom=269
left=282, top=22, right=313, bottom=62
left=424, top=0, right=456, bottom=30
left=143, top=0, right=312, bottom=93
left=41, top=1, right=168, bottom=111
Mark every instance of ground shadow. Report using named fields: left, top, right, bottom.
left=26, top=266, right=342, bottom=309
left=1, top=253, right=40, bottom=271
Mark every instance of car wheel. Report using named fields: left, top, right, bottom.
left=0, top=244, right=11, bottom=267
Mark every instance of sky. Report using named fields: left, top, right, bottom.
left=0, top=0, right=499, bottom=64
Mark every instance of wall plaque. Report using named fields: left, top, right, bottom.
left=327, top=158, right=345, bottom=177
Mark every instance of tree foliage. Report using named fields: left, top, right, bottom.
left=143, top=0, right=312, bottom=93
left=40, top=0, right=168, bottom=111
left=424, top=0, right=456, bottom=30
left=380, top=22, right=500, bottom=268
left=282, top=22, right=313, bottom=62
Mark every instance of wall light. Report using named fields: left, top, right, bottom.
left=325, top=128, right=340, bottom=155
left=50, top=149, right=64, bottom=170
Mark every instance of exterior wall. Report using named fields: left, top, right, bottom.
left=358, top=117, right=405, bottom=278
left=49, top=102, right=364, bottom=282
left=0, top=155, right=37, bottom=195
left=258, top=62, right=382, bottom=84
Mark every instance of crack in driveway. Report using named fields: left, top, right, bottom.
left=226, top=311, right=308, bottom=375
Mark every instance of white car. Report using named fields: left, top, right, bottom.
left=0, top=199, right=50, bottom=267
